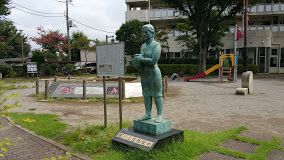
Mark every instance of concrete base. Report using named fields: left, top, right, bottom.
left=236, top=88, right=248, bottom=95
left=134, top=119, right=172, bottom=135
left=112, top=128, right=184, bottom=151
left=242, top=71, right=253, bottom=94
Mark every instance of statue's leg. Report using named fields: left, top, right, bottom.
left=139, top=96, right=152, bottom=121
left=155, top=96, right=163, bottom=123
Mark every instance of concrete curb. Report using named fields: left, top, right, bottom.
left=4, top=116, right=92, bottom=160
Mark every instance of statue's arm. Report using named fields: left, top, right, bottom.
left=141, top=44, right=161, bottom=65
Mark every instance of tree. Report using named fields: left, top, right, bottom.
left=32, top=27, right=68, bottom=60
left=116, top=20, right=145, bottom=56
left=0, top=0, right=10, bottom=18
left=162, top=0, right=262, bottom=72
left=70, top=31, right=89, bottom=61
left=0, top=20, right=31, bottom=59
left=156, top=28, right=170, bottom=57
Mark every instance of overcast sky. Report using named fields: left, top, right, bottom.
left=7, top=0, right=126, bottom=49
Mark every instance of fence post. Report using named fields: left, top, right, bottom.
left=36, top=77, right=39, bottom=95
left=122, top=80, right=125, bottom=100
left=83, top=80, right=87, bottom=100
left=164, top=76, right=168, bottom=92
left=162, top=77, right=166, bottom=98
left=44, top=80, right=49, bottom=101
left=54, top=76, right=57, bottom=82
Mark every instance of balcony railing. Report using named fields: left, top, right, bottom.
left=229, top=25, right=284, bottom=33
left=249, top=3, right=284, bottom=13
left=149, top=3, right=284, bottom=20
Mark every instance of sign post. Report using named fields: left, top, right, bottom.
left=96, top=43, right=125, bottom=128
left=26, top=62, right=38, bottom=77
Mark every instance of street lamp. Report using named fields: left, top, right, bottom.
left=19, top=30, right=24, bottom=67
left=106, top=35, right=114, bottom=44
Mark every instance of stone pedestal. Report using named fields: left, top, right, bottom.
left=112, top=128, right=184, bottom=151
left=133, top=119, right=172, bottom=135
left=112, top=118, right=183, bottom=151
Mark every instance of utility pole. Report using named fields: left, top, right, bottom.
left=66, top=0, right=71, bottom=62
left=148, top=0, right=151, bottom=24
left=243, top=0, right=248, bottom=72
left=19, top=30, right=24, bottom=67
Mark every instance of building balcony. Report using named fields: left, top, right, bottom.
left=229, top=24, right=284, bottom=33
left=125, top=0, right=148, bottom=3
left=126, top=10, right=149, bottom=22
left=248, top=3, right=284, bottom=15
left=150, top=8, right=186, bottom=20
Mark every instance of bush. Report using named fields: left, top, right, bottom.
left=237, top=64, right=259, bottom=73
left=159, top=64, right=198, bottom=76
left=0, top=64, right=16, bottom=78
left=158, top=58, right=218, bottom=65
left=44, top=64, right=56, bottom=76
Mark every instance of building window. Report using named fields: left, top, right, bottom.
left=270, top=57, right=278, bottom=67
left=272, top=49, right=278, bottom=55
left=281, top=48, right=284, bottom=67
left=175, top=52, right=181, bottom=58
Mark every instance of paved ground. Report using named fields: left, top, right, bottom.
left=0, top=116, right=83, bottom=160
left=2, top=76, right=284, bottom=159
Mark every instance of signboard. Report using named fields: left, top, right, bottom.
left=96, top=43, right=124, bottom=76
left=27, top=62, right=38, bottom=74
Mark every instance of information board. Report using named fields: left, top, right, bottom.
left=96, top=43, right=124, bottom=76
left=27, top=62, right=38, bottom=74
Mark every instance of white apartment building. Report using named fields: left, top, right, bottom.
left=125, top=0, right=284, bottom=73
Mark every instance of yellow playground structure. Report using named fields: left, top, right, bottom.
left=184, top=52, right=236, bottom=81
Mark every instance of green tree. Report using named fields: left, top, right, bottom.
left=162, top=0, right=262, bottom=72
left=0, top=0, right=10, bottom=18
left=70, top=31, right=89, bottom=61
left=0, top=20, right=31, bottom=59
left=156, top=28, right=170, bottom=56
left=116, top=20, right=145, bottom=56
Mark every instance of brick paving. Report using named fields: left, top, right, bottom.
left=0, top=116, right=84, bottom=160
left=220, top=139, right=258, bottom=154
left=199, top=151, right=243, bottom=160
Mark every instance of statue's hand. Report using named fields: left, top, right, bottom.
left=132, top=54, right=143, bottom=70
left=134, top=54, right=143, bottom=62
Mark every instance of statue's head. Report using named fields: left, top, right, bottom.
left=142, top=24, right=155, bottom=41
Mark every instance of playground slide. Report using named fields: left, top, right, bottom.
left=184, top=64, right=220, bottom=81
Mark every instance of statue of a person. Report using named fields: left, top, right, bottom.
left=133, top=24, right=163, bottom=123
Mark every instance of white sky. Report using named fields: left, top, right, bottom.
left=7, top=0, right=126, bottom=49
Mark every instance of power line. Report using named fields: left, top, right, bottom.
left=70, top=18, right=115, bottom=34
left=13, top=22, right=35, bottom=29
left=11, top=7, right=64, bottom=17
left=11, top=2, right=63, bottom=15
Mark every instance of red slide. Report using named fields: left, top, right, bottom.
left=184, top=72, right=206, bottom=81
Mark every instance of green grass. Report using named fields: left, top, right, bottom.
left=7, top=112, right=284, bottom=160
left=0, top=78, right=35, bottom=83
left=57, top=124, right=247, bottom=160
left=8, top=113, right=67, bottom=138
left=0, top=82, right=28, bottom=90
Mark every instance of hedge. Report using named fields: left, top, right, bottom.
left=0, top=64, right=16, bottom=78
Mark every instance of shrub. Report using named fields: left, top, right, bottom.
left=237, top=64, right=259, bottom=73
left=0, top=64, right=16, bottom=78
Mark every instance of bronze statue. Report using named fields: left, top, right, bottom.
left=133, top=24, right=163, bottom=123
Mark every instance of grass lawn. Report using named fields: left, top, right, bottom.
left=8, top=113, right=67, bottom=138
left=8, top=113, right=284, bottom=160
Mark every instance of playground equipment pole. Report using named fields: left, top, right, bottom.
left=243, top=0, right=248, bottom=72
left=234, top=25, right=237, bottom=82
